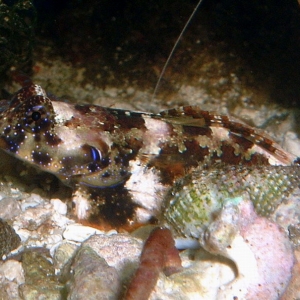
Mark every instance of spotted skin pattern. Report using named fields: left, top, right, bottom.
left=0, top=83, right=298, bottom=228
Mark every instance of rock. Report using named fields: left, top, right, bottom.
left=20, top=285, right=63, bottom=300
left=14, top=207, right=51, bottom=231
left=63, top=224, right=105, bottom=242
left=0, top=197, right=22, bottom=220
left=150, top=249, right=236, bottom=300
left=67, top=246, right=121, bottom=300
left=52, top=241, right=79, bottom=280
left=20, top=251, right=64, bottom=300
left=20, top=193, right=45, bottom=211
left=0, top=260, right=24, bottom=284
left=0, top=219, right=21, bottom=258
left=51, top=199, right=68, bottom=215
left=65, top=233, right=143, bottom=299
left=201, top=200, right=294, bottom=300
left=281, top=249, right=300, bottom=300
left=52, top=241, right=79, bottom=269
left=0, top=281, right=20, bottom=300
left=0, top=260, right=25, bottom=300
left=82, top=233, right=143, bottom=282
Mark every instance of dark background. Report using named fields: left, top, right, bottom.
left=2, top=0, right=300, bottom=107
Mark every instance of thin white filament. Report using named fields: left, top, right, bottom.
left=151, top=0, right=205, bottom=102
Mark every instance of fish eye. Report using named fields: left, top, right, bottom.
left=21, top=99, right=53, bottom=132
left=24, top=105, right=45, bottom=127
left=90, top=146, right=102, bottom=161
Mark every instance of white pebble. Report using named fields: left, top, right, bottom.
left=10, top=188, right=20, bottom=195
left=25, top=193, right=44, bottom=203
left=0, top=260, right=25, bottom=284
left=15, top=229, right=31, bottom=242
left=63, top=224, right=104, bottom=242
left=21, top=193, right=44, bottom=211
left=51, top=212, right=74, bottom=228
left=51, top=199, right=67, bottom=215
left=42, top=234, right=63, bottom=249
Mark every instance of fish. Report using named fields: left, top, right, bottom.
left=0, top=80, right=298, bottom=229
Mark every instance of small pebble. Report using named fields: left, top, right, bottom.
left=63, top=224, right=104, bottom=242
left=14, top=207, right=51, bottom=230
left=21, top=194, right=45, bottom=211
left=0, top=197, right=22, bottom=219
left=50, top=199, right=67, bottom=215
left=0, top=260, right=25, bottom=284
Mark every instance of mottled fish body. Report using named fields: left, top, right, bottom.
left=0, top=83, right=298, bottom=228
